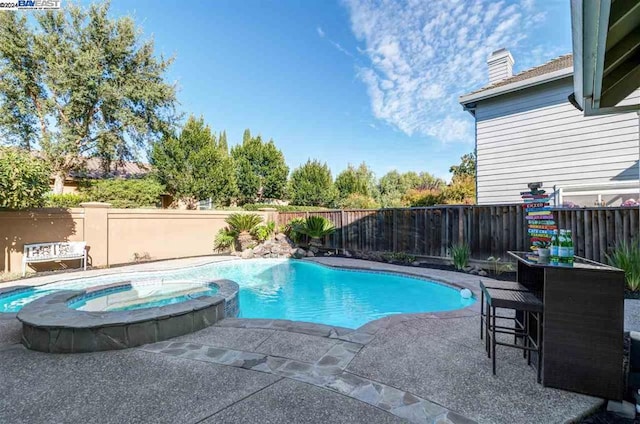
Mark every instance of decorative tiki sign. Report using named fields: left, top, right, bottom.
left=521, top=187, right=557, bottom=262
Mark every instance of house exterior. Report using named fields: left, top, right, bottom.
left=459, top=49, right=639, bottom=206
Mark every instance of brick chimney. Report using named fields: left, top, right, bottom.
left=488, top=48, right=514, bottom=84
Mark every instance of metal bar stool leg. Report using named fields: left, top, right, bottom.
left=525, top=312, right=530, bottom=361
left=480, top=289, right=484, bottom=340
left=486, top=301, right=491, bottom=357
left=536, top=312, right=542, bottom=384
left=492, top=305, right=497, bottom=375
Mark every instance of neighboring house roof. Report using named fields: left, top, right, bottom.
left=70, top=157, right=150, bottom=179
left=459, top=54, right=574, bottom=105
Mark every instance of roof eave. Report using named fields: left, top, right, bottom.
left=458, top=67, right=574, bottom=106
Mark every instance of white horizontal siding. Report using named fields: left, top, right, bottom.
left=475, top=78, right=639, bottom=205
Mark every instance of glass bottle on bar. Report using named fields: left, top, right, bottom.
left=566, top=229, right=574, bottom=267
left=550, top=229, right=559, bottom=265
left=558, top=229, right=569, bottom=265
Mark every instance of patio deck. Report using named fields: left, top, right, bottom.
left=0, top=256, right=604, bottom=423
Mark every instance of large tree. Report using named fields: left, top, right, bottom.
left=151, top=116, right=236, bottom=209
left=449, top=152, right=476, bottom=178
left=289, top=159, right=336, bottom=207
left=378, top=170, right=445, bottom=207
left=0, top=147, right=50, bottom=209
left=0, top=2, right=178, bottom=193
left=446, top=152, right=477, bottom=204
left=231, top=129, right=289, bottom=203
left=334, top=162, right=378, bottom=201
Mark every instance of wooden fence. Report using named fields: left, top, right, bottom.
left=278, top=206, right=640, bottom=262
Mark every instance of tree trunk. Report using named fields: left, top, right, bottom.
left=52, top=171, right=67, bottom=194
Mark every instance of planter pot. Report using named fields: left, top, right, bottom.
left=537, top=248, right=550, bottom=260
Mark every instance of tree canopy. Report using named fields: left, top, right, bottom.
left=288, top=159, right=336, bottom=207
left=0, top=148, right=50, bottom=209
left=151, top=115, right=236, bottom=209
left=449, top=152, right=476, bottom=178
left=231, top=129, right=289, bottom=203
left=335, top=162, right=378, bottom=201
left=0, top=2, right=178, bottom=193
left=378, top=170, right=445, bottom=207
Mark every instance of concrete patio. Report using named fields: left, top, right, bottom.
left=0, top=257, right=604, bottom=423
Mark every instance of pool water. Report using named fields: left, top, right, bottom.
left=69, top=281, right=219, bottom=312
left=0, top=259, right=474, bottom=328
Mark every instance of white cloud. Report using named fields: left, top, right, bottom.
left=317, top=26, right=354, bottom=57
left=342, top=0, right=555, bottom=143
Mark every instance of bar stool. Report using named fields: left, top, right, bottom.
left=479, top=280, right=528, bottom=342
left=485, top=287, right=543, bottom=383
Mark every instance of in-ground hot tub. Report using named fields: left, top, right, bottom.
left=17, top=279, right=239, bottom=353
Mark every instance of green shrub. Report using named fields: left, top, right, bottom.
left=80, top=177, right=164, bottom=208
left=282, top=217, right=306, bottom=243
left=607, top=241, right=640, bottom=291
left=225, top=213, right=263, bottom=233
left=450, top=243, right=470, bottom=270
left=214, top=228, right=236, bottom=252
left=44, top=193, right=88, bottom=208
left=215, top=213, right=264, bottom=252
left=402, top=188, right=446, bottom=207
left=296, top=216, right=336, bottom=240
left=242, top=203, right=329, bottom=212
left=253, top=221, right=276, bottom=242
left=0, top=148, right=50, bottom=209
left=487, top=256, right=513, bottom=275
left=339, top=193, right=380, bottom=209
left=381, top=252, right=416, bottom=264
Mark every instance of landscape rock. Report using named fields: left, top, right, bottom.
left=469, top=269, right=479, bottom=275
left=235, top=234, right=298, bottom=259
left=309, top=246, right=319, bottom=254
left=292, top=248, right=306, bottom=259
left=463, top=266, right=473, bottom=272
left=478, top=270, right=488, bottom=277
left=306, top=251, right=315, bottom=257
left=343, top=250, right=352, bottom=258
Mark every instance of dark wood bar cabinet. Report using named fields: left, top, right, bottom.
left=507, top=251, right=625, bottom=400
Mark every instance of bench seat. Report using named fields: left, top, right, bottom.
left=22, top=242, right=87, bottom=276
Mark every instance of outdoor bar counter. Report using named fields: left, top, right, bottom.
left=507, top=251, right=625, bottom=400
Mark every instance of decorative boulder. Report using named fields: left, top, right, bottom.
left=309, top=246, right=319, bottom=254
left=292, top=248, right=306, bottom=259
left=306, top=250, right=315, bottom=257
left=478, top=270, right=488, bottom=277
left=241, top=249, right=255, bottom=259
left=252, top=245, right=266, bottom=256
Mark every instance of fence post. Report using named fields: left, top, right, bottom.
left=341, top=210, right=346, bottom=251
left=392, top=209, right=398, bottom=252
left=80, top=202, right=111, bottom=268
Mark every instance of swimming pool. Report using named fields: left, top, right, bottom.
left=1, top=259, right=474, bottom=328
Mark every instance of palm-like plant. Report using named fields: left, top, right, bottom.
left=606, top=241, right=640, bottom=291
left=224, top=213, right=263, bottom=251
left=296, top=216, right=336, bottom=248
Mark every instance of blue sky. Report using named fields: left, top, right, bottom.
left=105, top=0, right=572, bottom=181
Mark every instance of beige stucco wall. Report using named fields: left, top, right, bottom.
left=0, top=208, right=85, bottom=274
left=0, top=205, right=275, bottom=274
left=106, top=209, right=274, bottom=265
